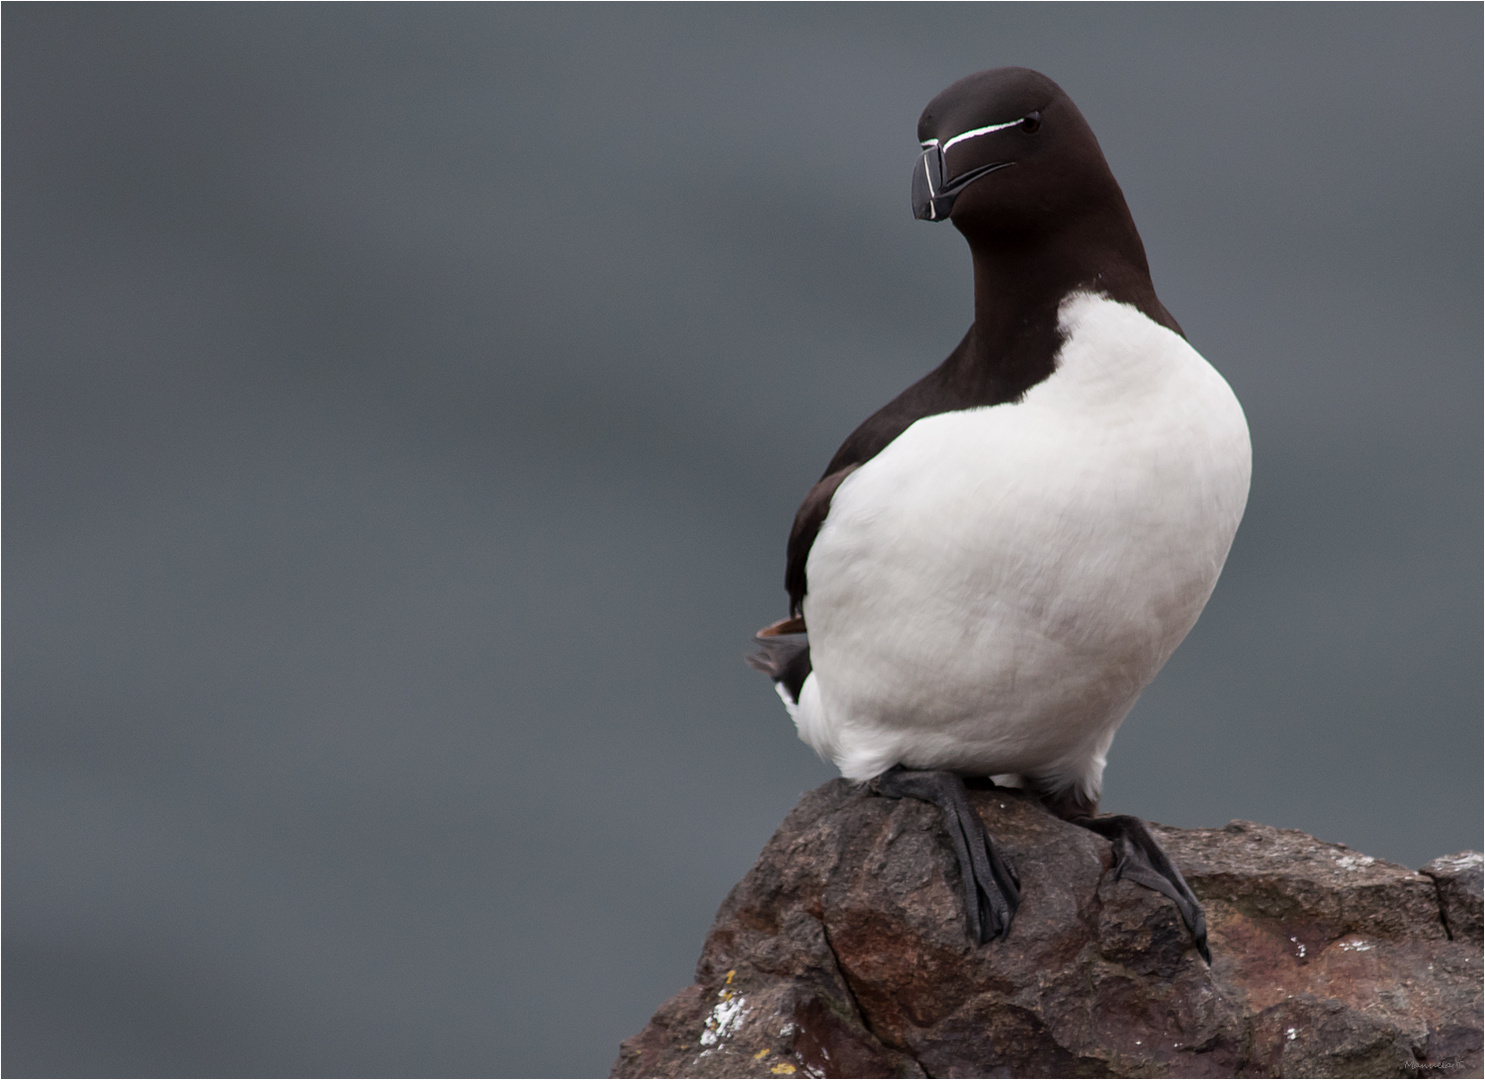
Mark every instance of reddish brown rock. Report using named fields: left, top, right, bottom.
left=612, top=781, right=1482, bottom=1079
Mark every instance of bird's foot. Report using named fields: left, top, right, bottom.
left=1070, top=813, right=1211, bottom=963
left=871, top=767, right=1020, bottom=945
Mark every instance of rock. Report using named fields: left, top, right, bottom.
left=1421, top=852, right=1484, bottom=946
left=612, top=781, right=1482, bottom=1079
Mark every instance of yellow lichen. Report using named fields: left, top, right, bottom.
left=753, top=1048, right=771, bottom=1059
left=770, top=1065, right=796, bottom=1076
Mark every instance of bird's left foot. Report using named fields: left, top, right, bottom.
left=1070, top=813, right=1211, bottom=963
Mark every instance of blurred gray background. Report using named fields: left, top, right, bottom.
left=5, top=5, right=1480, bottom=1077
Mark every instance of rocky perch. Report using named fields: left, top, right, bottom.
left=613, top=781, right=1482, bottom=1078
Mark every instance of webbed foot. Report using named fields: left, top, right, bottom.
left=872, top=767, right=1020, bottom=945
left=1072, top=813, right=1211, bottom=963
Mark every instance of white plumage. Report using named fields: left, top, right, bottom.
left=788, top=292, right=1251, bottom=801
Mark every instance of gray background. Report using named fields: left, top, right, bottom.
left=5, top=5, right=1480, bottom=1077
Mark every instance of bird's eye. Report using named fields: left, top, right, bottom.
left=1021, top=112, right=1042, bottom=134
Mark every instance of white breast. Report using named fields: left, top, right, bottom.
left=792, top=292, right=1251, bottom=800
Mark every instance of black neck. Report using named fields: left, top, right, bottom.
left=816, top=190, right=1179, bottom=482
left=953, top=199, right=1173, bottom=399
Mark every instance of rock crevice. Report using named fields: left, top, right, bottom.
left=613, top=781, right=1482, bottom=1078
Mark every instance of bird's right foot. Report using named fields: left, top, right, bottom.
left=872, top=766, right=1020, bottom=945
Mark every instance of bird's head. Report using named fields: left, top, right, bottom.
left=912, top=67, right=1122, bottom=244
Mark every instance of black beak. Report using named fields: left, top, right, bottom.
left=911, top=143, right=1011, bottom=221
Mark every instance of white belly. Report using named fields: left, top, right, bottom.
left=793, top=293, right=1251, bottom=799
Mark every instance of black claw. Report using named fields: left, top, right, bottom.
left=1075, top=814, right=1211, bottom=963
left=872, top=767, right=1019, bottom=945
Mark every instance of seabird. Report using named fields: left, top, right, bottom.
left=749, top=68, right=1250, bottom=960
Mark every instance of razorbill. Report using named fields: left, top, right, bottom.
left=750, top=68, right=1250, bottom=959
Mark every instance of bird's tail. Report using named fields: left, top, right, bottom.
left=746, top=617, right=812, bottom=706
